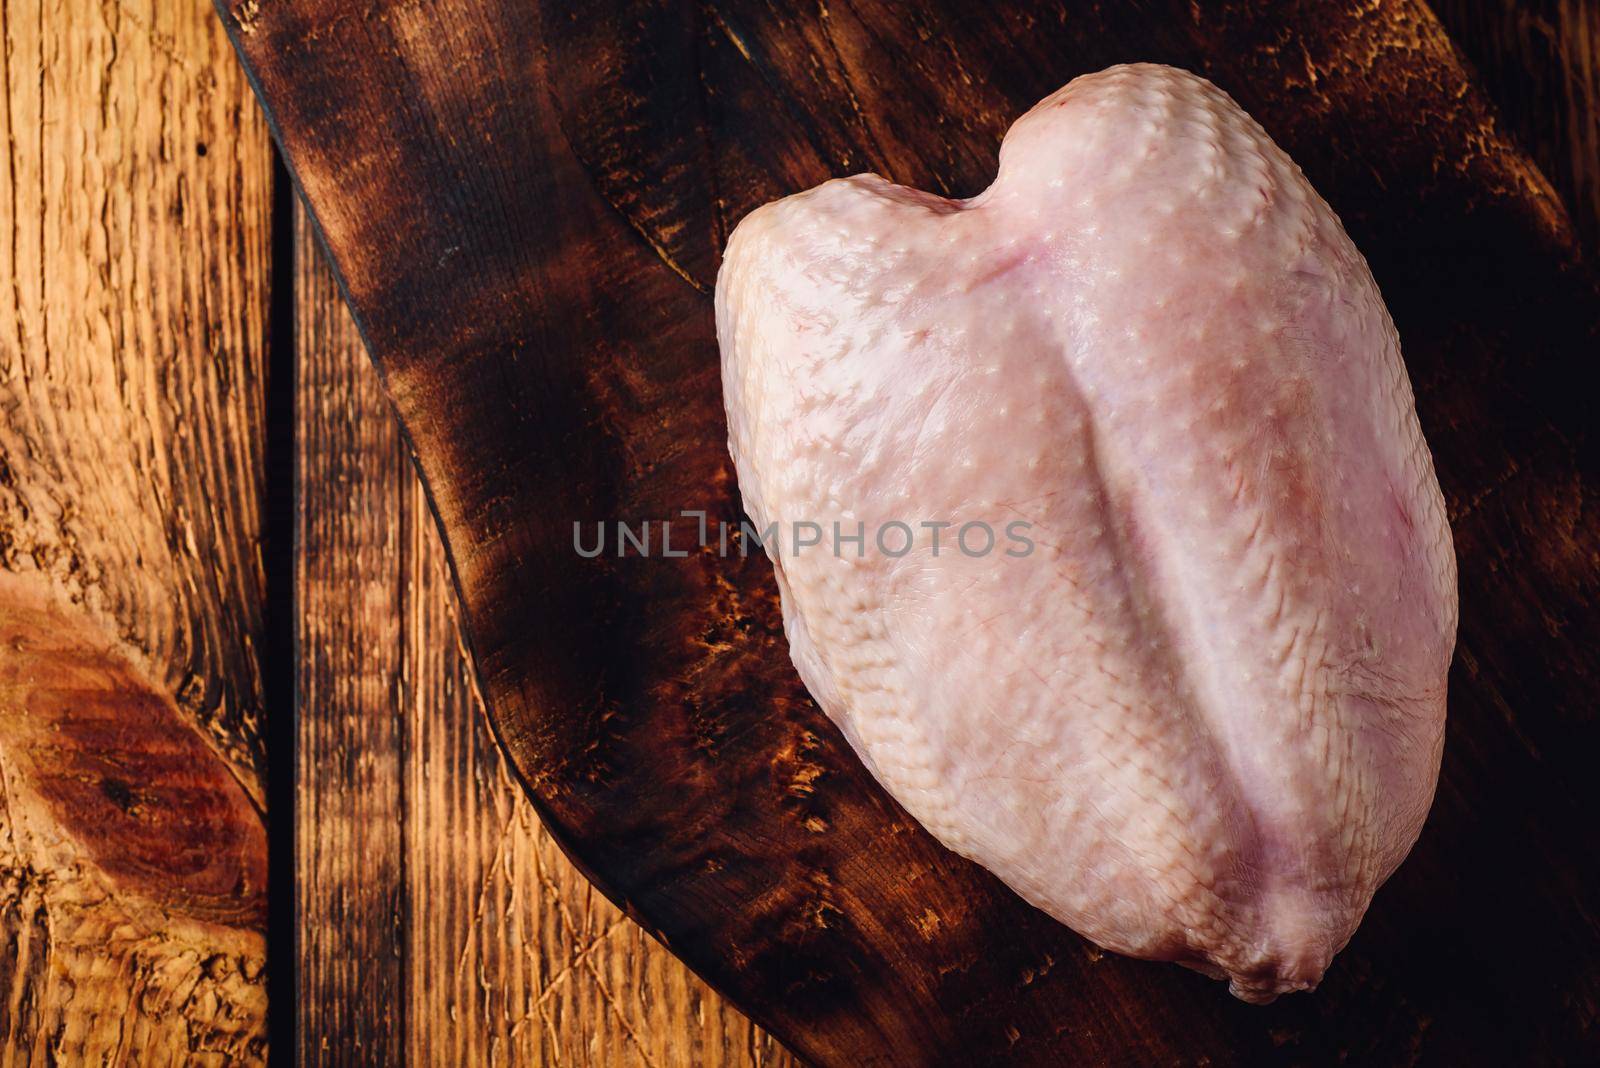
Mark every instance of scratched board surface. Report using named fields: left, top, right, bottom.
left=221, top=1, right=1600, bottom=1063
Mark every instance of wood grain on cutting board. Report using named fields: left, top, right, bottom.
left=1433, top=0, right=1600, bottom=252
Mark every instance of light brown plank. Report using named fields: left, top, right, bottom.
left=294, top=206, right=795, bottom=1066
left=0, top=0, right=271, bottom=1061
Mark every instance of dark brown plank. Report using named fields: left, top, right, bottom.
left=224, top=0, right=1600, bottom=1063
left=0, top=0, right=271, bottom=1059
left=295, top=204, right=794, bottom=1065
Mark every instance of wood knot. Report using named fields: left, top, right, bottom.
left=0, top=574, right=266, bottom=929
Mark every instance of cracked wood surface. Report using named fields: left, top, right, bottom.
left=224, top=0, right=1600, bottom=1063
left=0, top=0, right=270, bottom=1062
left=295, top=206, right=795, bottom=1066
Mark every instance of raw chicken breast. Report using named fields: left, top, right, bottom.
left=715, top=63, right=1457, bottom=1003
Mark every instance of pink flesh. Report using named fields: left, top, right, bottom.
left=715, top=64, right=1457, bottom=1002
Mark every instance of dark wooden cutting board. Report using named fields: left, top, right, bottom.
left=220, top=1, right=1600, bottom=1062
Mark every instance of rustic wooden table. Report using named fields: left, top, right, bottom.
left=1, top=1, right=1595, bottom=1065
left=0, top=1, right=785, bottom=1063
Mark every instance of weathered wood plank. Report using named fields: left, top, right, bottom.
left=295, top=205, right=793, bottom=1065
left=0, top=0, right=271, bottom=1061
left=229, top=0, right=1600, bottom=1062
left=295, top=206, right=407, bottom=1065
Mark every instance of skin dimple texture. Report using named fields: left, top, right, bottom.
left=715, top=64, right=1457, bottom=1002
